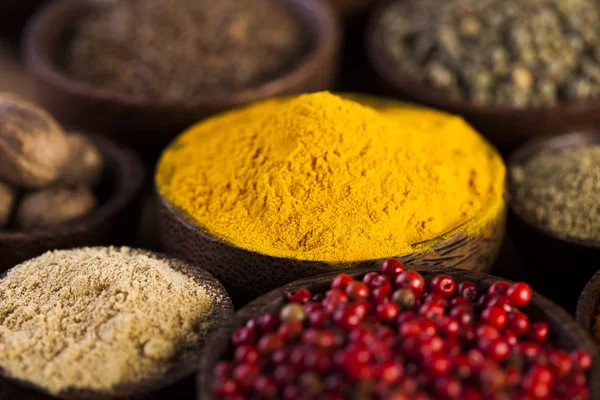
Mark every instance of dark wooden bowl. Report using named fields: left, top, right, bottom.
left=0, top=249, right=234, bottom=400
left=507, top=131, right=600, bottom=313
left=365, top=0, right=600, bottom=150
left=197, top=266, right=600, bottom=399
left=157, top=188, right=506, bottom=306
left=0, top=0, right=48, bottom=18
left=22, top=0, right=342, bottom=148
left=577, top=268, right=600, bottom=347
left=327, top=0, right=375, bottom=17
left=0, top=134, right=145, bottom=272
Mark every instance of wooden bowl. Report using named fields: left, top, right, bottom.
left=197, top=266, right=600, bottom=399
left=507, top=131, right=600, bottom=312
left=0, top=249, right=234, bottom=400
left=22, top=0, right=342, bottom=148
left=0, top=134, right=145, bottom=272
left=327, top=0, right=375, bottom=18
left=157, top=188, right=506, bottom=305
left=0, top=0, right=47, bottom=18
left=577, top=268, right=600, bottom=347
left=365, top=0, right=600, bottom=150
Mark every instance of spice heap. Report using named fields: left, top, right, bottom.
left=375, top=0, right=600, bottom=108
left=0, top=247, right=216, bottom=395
left=510, top=145, right=600, bottom=241
left=0, top=93, right=103, bottom=230
left=65, top=0, right=307, bottom=99
left=157, top=92, right=505, bottom=262
left=214, top=260, right=593, bottom=399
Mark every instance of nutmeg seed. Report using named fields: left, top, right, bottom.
left=60, top=133, right=104, bottom=186
left=0, top=94, right=70, bottom=188
left=16, top=185, right=96, bottom=230
left=0, top=181, right=15, bottom=228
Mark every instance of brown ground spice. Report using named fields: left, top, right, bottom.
left=0, top=247, right=217, bottom=394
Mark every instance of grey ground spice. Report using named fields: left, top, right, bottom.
left=65, top=0, right=308, bottom=99
left=377, top=0, right=600, bottom=108
left=510, top=145, right=600, bottom=241
left=0, top=247, right=217, bottom=394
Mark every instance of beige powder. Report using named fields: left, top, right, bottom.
left=0, top=246, right=215, bottom=394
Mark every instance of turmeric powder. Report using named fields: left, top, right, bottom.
left=156, top=92, right=505, bottom=262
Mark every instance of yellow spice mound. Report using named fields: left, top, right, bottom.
left=157, top=92, right=505, bottom=262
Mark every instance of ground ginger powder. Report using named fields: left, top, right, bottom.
left=157, top=92, right=505, bottom=262
left=0, top=247, right=215, bottom=394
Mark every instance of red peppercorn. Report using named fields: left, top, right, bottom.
left=486, top=337, right=510, bottom=361
left=434, top=376, right=462, bottom=399
left=481, top=306, right=508, bottom=329
left=232, top=362, right=259, bottom=390
left=286, top=288, right=311, bottom=303
left=429, top=275, right=456, bottom=298
left=436, top=316, right=459, bottom=338
left=258, top=313, right=280, bottom=333
left=508, top=312, right=530, bottom=336
left=231, top=327, right=257, bottom=346
left=214, top=377, right=239, bottom=397
left=395, top=271, right=425, bottom=293
left=529, top=322, right=549, bottom=343
left=376, top=301, right=399, bottom=322
left=372, top=285, right=392, bottom=304
left=424, top=353, right=452, bottom=377
left=381, top=259, right=405, bottom=278
left=253, top=375, right=278, bottom=398
left=377, top=360, right=404, bottom=383
left=331, top=273, right=353, bottom=290
left=457, top=281, right=478, bottom=302
left=419, top=301, right=445, bottom=319
left=488, top=281, right=510, bottom=297
left=572, top=350, right=592, bottom=371
left=333, top=301, right=369, bottom=329
left=234, top=345, right=259, bottom=364
left=548, top=350, right=572, bottom=376
left=258, top=333, right=285, bottom=354
left=507, top=282, right=532, bottom=307
left=345, top=281, right=370, bottom=300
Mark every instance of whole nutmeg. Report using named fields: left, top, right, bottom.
left=61, top=133, right=104, bottom=185
left=16, top=185, right=96, bottom=230
left=0, top=181, right=15, bottom=228
left=0, top=94, right=70, bottom=188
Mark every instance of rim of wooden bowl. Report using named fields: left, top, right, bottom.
left=507, top=130, right=600, bottom=250
left=576, top=268, right=600, bottom=343
left=0, top=133, right=144, bottom=243
left=22, top=0, right=341, bottom=109
left=0, top=248, right=234, bottom=400
left=197, top=265, right=600, bottom=399
left=365, top=0, right=600, bottom=119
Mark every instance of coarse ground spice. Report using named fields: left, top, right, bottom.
left=510, top=145, right=600, bottom=241
left=157, top=92, right=505, bottom=262
left=0, top=247, right=216, bottom=395
left=65, top=0, right=308, bottom=99
left=375, top=0, right=600, bottom=108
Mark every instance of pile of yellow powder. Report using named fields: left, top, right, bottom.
left=0, top=247, right=215, bottom=395
left=157, top=92, right=505, bottom=262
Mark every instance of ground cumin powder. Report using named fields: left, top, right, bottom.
left=0, top=247, right=215, bottom=394
left=157, top=92, right=505, bottom=262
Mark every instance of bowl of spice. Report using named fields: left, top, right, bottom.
left=23, top=0, right=341, bottom=147
left=0, top=246, right=233, bottom=399
left=507, top=131, right=600, bottom=305
left=366, top=0, right=600, bottom=149
left=198, top=260, right=600, bottom=399
left=0, top=92, right=145, bottom=271
left=577, top=269, right=600, bottom=346
left=155, top=91, right=507, bottom=304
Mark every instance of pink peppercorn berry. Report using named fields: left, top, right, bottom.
left=213, top=260, right=592, bottom=400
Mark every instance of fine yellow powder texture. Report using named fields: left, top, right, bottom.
left=157, top=92, right=505, bottom=262
left=0, top=247, right=215, bottom=395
